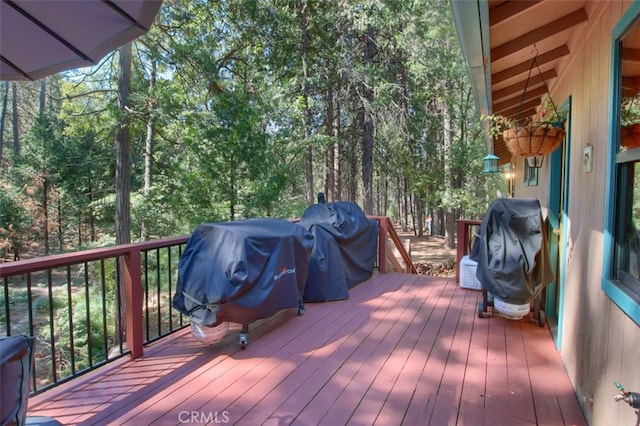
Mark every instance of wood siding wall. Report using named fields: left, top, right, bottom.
left=513, top=2, right=640, bottom=424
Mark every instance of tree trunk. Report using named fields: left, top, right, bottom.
left=347, top=124, right=357, bottom=203
left=300, top=2, right=314, bottom=206
left=334, top=96, right=342, bottom=201
left=12, top=82, right=19, bottom=157
left=230, top=174, right=236, bottom=220
left=395, top=174, right=403, bottom=229
left=0, top=81, right=9, bottom=168
left=442, top=80, right=456, bottom=249
left=58, top=197, right=63, bottom=252
left=78, top=210, right=82, bottom=247
left=361, top=27, right=375, bottom=215
left=434, top=207, right=445, bottom=236
left=43, top=177, right=50, bottom=255
left=40, top=80, right=50, bottom=255
left=416, top=196, right=424, bottom=237
left=402, top=177, right=409, bottom=232
left=88, top=183, right=96, bottom=243
left=324, top=86, right=335, bottom=202
left=141, top=59, right=156, bottom=240
left=381, top=177, right=388, bottom=216
left=115, top=43, right=132, bottom=346
left=116, top=43, right=132, bottom=246
left=39, top=80, right=46, bottom=111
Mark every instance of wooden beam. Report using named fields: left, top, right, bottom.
left=622, top=47, right=640, bottom=62
left=493, top=86, right=547, bottom=112
left=497, top=104, right=537, bottom=121
left=492, top=45, right=570, bottom=84
left=622, top=76, right=640, bottom=97
left=491, top=8, right=588, bottom=61
left=489, top=0, right=542, bottom=26
left=494, top=140, right=513, bottom=165
left=492, top=69, right=556, bottom=102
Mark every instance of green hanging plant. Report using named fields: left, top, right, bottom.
left=620, top=94, right=640, bottom=149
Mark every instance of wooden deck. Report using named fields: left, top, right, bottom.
left=27, top=272, right=586, bottom=425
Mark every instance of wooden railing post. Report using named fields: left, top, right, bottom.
left=455, top=219, right=481, bottom=283
left=377, top=218, right=388, bottom=273
left=124, top=247, right=144, bottom=358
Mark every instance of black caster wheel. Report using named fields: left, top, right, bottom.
left=538, top=310, right=546, bottom=328
left=239, top=332, right=248, bottom=349
left=477, top=302, right=485, bottom=319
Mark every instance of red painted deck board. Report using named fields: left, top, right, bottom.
left=27, top=272, right=587, bottom=425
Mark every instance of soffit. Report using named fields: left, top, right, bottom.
left=485, top=0, right=590, bottom=163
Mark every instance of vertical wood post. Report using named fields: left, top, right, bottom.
left=455, top=220, right=481, bottom=283
left=377, top=218, right=387, bottom=273
left=124, top=248, right=143, bottom=358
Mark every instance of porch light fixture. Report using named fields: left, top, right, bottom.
left=483, top=153, right=499, bottom=173
left=526, top=155, right=544, bottom=168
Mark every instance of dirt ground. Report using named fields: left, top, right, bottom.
left=396, top=230, right=457, bottom=277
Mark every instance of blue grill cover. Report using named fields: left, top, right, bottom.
left=297, top=202, right=379, bottom=302
left=470, top=198, right=555, bottom=305
left=173, top=218, right=313, bottom=326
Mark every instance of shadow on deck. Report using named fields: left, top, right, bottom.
left=27, top=272, right=586, bottom=425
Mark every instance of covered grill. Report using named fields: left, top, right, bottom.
left=172, top=218, right=313, bottom=347
left=297, top=201, right=378, bottom=302
left=470, top=198, right=554, bottom=325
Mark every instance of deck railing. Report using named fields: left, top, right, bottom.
left=0, top=237, right=188, bottom=394
left=373, top=216, right=418, bottom=274
left=0, top=217, right=414, bottom=394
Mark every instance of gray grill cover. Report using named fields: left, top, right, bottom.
left=1, top=335, right=34, bottom=426
left=297, top=202, right=379, bottom=302
left=173, top=218, right=313, bottom=326
left=470, top=198, right=555, bottom=305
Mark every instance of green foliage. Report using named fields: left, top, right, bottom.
left=48, top=284, right=114, bottom=373
left=2, top=0, right=504, bottom=251
left=0, top=176, right=37, bottom=257
left=622, top=94, right=640, bottom=126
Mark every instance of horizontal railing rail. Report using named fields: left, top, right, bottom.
left=0, top=237, right=188, bottom=394
left=0, top=216, right=415, bottom=394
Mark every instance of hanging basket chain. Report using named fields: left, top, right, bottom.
left=503, top=46, right=565, bottom=159
left=515, top=46, right=561, bottom=125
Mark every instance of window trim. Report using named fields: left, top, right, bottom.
left=602, top=1, right=640, bottom=326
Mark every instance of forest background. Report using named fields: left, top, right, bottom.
left=0, top=0, right=506, bottom=261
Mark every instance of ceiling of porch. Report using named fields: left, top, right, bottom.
left=478, top=0, right=592, bottom=164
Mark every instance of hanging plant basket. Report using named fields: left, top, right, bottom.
left=503, top=123, right=565, bottom=157
left=488, top=47, right=567, bottom=160
left=621, top=123, right=640, bottom=150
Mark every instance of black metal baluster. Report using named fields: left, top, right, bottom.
left=3, top=276, right=11, bottom=336
left=84, top=262, right=92, bottom=367
left=168, top=246, right=173, bottom=331
left=100, top=259, right=109, bottom=360
left=144, top=250, right=150, bottom=342
left=46, top=270, right=57, bottom=384
left=66, top=265, right=76, bottom=375
left=27, top=272, right=36, bottom=391
left=156, top=248, right=161, bottom=338
left=115, top=258, right=124, bottom=354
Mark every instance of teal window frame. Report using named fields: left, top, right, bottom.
left=602, top=1, right=640, bottom=326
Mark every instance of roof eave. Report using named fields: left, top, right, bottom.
left=450, top=0, right=494, bottom=150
